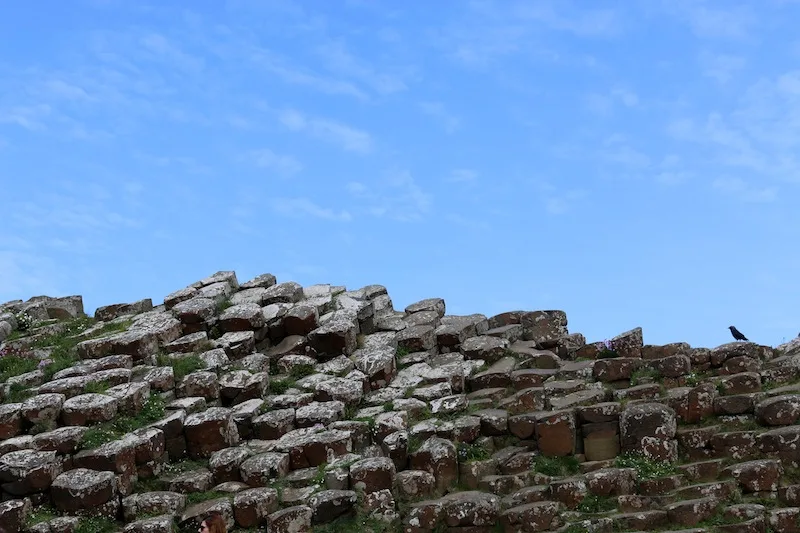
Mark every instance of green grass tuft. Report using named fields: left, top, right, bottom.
left=614, top=452, right=676, bottom=480
left=532, top=454, right=580, bottom=477
left=157, top=353, right=206, bottom=381
left=79, top=395, right=166, bottom=449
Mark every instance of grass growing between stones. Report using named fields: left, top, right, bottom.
left=157, top=353, right=206, bottom=381
left=25, top=506, right=58, bottom=527
left=79, top=395, right=166, bottom=449
left=457, top=441, right=491, bottom=463
left=576, top=494, right=616, bottom=513
left=84, top=380, right=110, bottom=394
left=1, top=315, right=101, bottom=383
left=629, top=368, right=662, bottom=386
left=2, top=382, right=35, bottom=403
left=532, top=454, right=580, bottom=477
left=289, top=363, right=316, bottom=379
left=268, top=377, right=296, bottom=395
left=74, top=516, right=117, bottom=533
left=185, top=490, right=231, bottom=505
left=614, top=452, right=676, bottom=480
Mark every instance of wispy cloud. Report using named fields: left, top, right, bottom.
left=447, top=169, right=479, bottom=184
left=419, top=102, right=460, bottom=133
left=278, top=109, right=373, bottom=153
left=314, top=40, right=411, bottom=95
left=544, top=190, right=588, bottom=215
left=248, top=148, right=303, bottom=176
left=712, top=177, right=778, bottom=203
left=347, top=170, right=431, bottom=221
left=0, top=104, right=52, bottom=131
left=250, top=47, right=369, bottom=100
left=269, top=197, right=353, bottom=221
left=699, top=51, right=746, bottom=84
left=667, top=69, right=800, bottom=183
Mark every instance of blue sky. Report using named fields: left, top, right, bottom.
left=2, top=1, right=799, bottom=349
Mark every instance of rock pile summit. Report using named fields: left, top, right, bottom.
left=2, top=270, right=800, bottom=532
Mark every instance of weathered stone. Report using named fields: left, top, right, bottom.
left=0, top=498, right=31, bottom=533
left=51, top=468, right=118, bottom=513
left=219, top=303, right=265, bottom=332
left=520, top=310, right=568, bottom=346
left=263, top=281, right=304, bottom=305
left=409, top=436, right=457, bottom=493
left=0, top=403, right=22, bottom=439
left=0, top=449, right=62, bottom=495
left=95, top=298, right=153, bottom=321
left=233, top=487, right=280, bottom=528
left=611, top=327, right=644, bottom=358
left=349, top=457, right=396, bottom=493
left=536, top=409, right=577, bottom=456
left=619, top=402, right=677, bottom=461
left=722, top=459, right=783, bottom=493
left=308, top=311, right=359, bottom=357
left=184, top=407, right=240, bottom=459
left=308, top=489, right=357, bottom=524
left=266, top=505, right=313, bottom=533
left=461, top=335, right=509, bottom=363
left=122, top=491, right=187, bottom=522
left=500, top=501, right=560, bottom=532
left=756, top=394, right=800, bottom=426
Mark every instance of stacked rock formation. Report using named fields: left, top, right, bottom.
left=1, top=270, right=800, bottom=532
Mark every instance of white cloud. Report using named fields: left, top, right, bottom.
left=315, top=40, right=410, bottom=95
left=699, top=51, right=746, bottom=83
left=250, top=47, right=368, bottom=100
left=712, top=177, right=778, bottom=203
left=348, top=170, right=432, bottom=221
left=419, top=102, right=460, bottom=133
left=269, top=197, right=352, bottom=221
left=447, top=169, right=479, bottom=184
left=250, top=149, right=303, bottom=175
left=0, top=104, right=52, bottom=131
left=0, top=251, right=62, bottom=303
left=278, top=109, right=373, bottom=153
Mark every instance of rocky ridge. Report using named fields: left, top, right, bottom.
left=1, top=271, right=800, bottom=532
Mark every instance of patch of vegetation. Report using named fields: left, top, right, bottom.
left=614, top=452, right=676, bottom=480
left=2, top=382, right=34, bottom=403
left=684, top=371, right=704, bottom=387
left=23, top=315, right=97, bottom=381
left=25, top=505, right=58, bottom=527
left=164, top=458, right=209, bottom=475
left=311, top=490, right=398, bottom=533
left=84, top=380, right=110, bottom=394
left=396, top=345, right=410, bottom=357
left=193, top=339, right=216, bottom=354
left=90, top=319, right=133, bottom=338
left=408, top=433, right=424, bottom=453
left=215, top=298, right=233, bottom=314
left=576, top=494, right=616, bottom=514
left=630, top=368, right=661, bottom=386
left=157, top=353, right=206, bottom=381
left=15, top=311, right=34, bottom=331
left=185, top=490, right=231, bottom=505
left=133, top=475, right=167, bottom=493
left=311, top=463, right=327, bottom=486
left=74, top=516, right=117, bottom=533
left=0, top=345, right=39, bottom=382
left=356, top=334, right=365, bottom=349
left=268, top=377, right=295, bottom=395
left=79, top=395, right=166, bottom=449
left=289, top=363, right=316, bottom=379
left=457, top=441, right=490, bottom=463
left=532, top=454, right=580, bottom=477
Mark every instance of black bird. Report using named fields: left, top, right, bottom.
left=729, top=326, right=749, bottom=342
